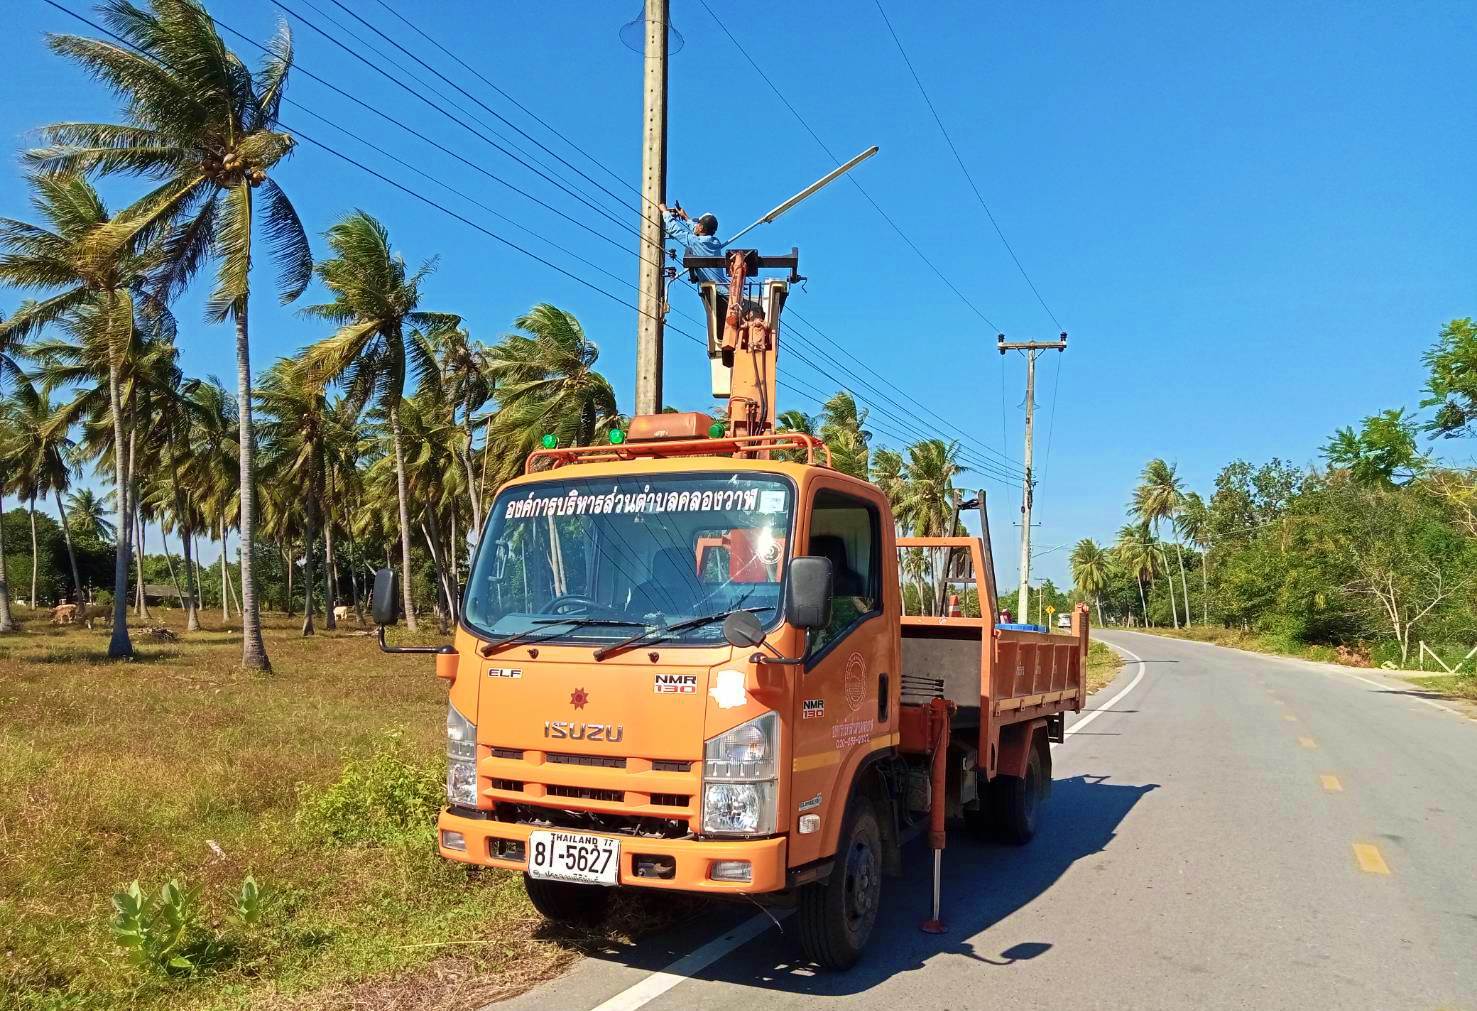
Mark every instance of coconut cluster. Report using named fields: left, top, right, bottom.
left=202, top=149, right=267, bottom=187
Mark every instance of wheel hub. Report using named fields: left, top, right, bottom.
left=844, top=838, right=879, bottom=927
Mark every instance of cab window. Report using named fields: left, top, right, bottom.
left=807, top=489, right=881, bottom=653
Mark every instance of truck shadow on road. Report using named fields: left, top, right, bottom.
left=577, top=773, right=1159, bottom=997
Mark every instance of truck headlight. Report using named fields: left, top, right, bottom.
left=446, top=703, right=478, bottom=807
left=702, top=712, right=778, bottom=835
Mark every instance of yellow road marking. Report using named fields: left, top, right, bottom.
left=1283, top=714, right=1298, bottom=722
left=1298, top=737, right=1317, bottom=749
left=1320, top=774, right=1343, bottom=792
left=1353, top=843, right=1390, bottom=875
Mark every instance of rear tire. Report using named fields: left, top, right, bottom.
left=797, top=797, right=882, bottom=970
left=523, top=874, right=611, bottom=926
left=995, top=744, right=1045, bottom=845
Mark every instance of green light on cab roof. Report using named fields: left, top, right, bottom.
left=708, top=421, right=726, bottom=438
left=540, top=433, right=557, bottom=449
left=608, top=429, right=626, bottom=445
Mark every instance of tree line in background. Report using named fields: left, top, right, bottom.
left=1070, top=318, right=1477, bottom=667
left=0, top=0, right=977, bottom=668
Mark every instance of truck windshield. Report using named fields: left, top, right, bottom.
left=464, top=473, right=793, bottom=646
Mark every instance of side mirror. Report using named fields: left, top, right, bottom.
left=723, top=610, right=766, bottom=649
left=371, top=568, right=400, bottom=626
left=786, top=556, right=833, bottom=630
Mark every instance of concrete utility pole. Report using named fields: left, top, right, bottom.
left=999, top=332, right=1067, bottom=623
left=633, top=0, right=669, bottom=416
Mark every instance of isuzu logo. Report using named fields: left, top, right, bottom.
left=544, top=721, right=625, bottom=742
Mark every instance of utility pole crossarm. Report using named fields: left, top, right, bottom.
left=998, top=333, right=1067, bottom=623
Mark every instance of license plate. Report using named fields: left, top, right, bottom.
left=527, top=830, right=620, bottom=886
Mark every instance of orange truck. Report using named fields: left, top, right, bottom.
left=371, top=249, right=1087, bottom=968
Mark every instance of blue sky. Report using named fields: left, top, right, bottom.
left=3, top=0, right=1474, bottom=584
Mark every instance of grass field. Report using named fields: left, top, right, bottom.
left=0, top=608, right=691, bottom=1011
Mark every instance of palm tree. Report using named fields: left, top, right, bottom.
left=257, top=358, right=331, bottom=636
left=1176, top=490, right=1211, bottom=625
left=1133, top=459, right=1186, bottom=628
left=774, top=409, right=816, bottom=465
left=819, top=391, right=871, bottom=479
left=483, top=303, right=620, bottom=483
left=427, top=324, right=493, bottom=535
left=66, top=488, right=115, bottom=542
left=0, top=172, right=158, bottom=651
left=1069, top=538, right=1110, bottom=627
left=1114, top=522, right=1156, bottom=627
left=896, top=439, right=963, bottom=616
left=870, top=448, right=905, bottom=518
left=8, top=382, right=85, bottom=605
left=181, top=376, right=238, bottom=623
left=36, top=0, right=313, bottom=669
left=300, top=211, right=458, bottom=631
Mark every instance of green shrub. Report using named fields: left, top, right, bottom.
left=110, top=878, right=228, bottom=977
left=294, top=731, right=443, bottom=847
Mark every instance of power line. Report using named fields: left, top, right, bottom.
left=872, top=0, right=1074, bottom=489
left=263, top=0, right=645, bottom=249
left=313, top=0, right=646, bottom=221
left=201, top=12, right=665, bottom=276
left=694, top=0, right=1001, bottom=332
left=365, top=0, right=650, bottom=211
left=294, top=0, right=1023, bottom=475
left=784, top=308, right=1023, bottom=470
left=872, top=0, right=1064, bottom=334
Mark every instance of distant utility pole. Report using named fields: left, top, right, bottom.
left=999, top=332, right=1068, bottom=623
left=633, top=0, right=669, bottom=417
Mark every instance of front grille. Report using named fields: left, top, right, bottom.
left=491, top=779, right=525, bottom=792
left=547, top=752, right=627, bottom=769
left=547, top=784, right=624, bottom=803
left=490, top=747, right=524, bottom=760
left=494, top=803, right=691, bottom=839
left=652, top=759, right=693, bottom=772
left=650, top=793, right=690, bottom=808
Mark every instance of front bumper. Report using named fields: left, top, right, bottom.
left=437, top=808, right=788, bottom=894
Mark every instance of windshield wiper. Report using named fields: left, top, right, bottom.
left=481, top=617, right=645, bottom=657
left=592, top=605, right=772, bottom=661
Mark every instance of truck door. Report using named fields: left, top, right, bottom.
left=788, top=484, right=898, bottom=867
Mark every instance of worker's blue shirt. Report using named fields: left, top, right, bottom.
left=664, top=214, right=726, bottom=283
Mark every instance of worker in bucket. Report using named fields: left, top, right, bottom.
left=660, top=202, right=725, bottom=282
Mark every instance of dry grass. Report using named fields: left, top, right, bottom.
left=1406, top=673, right=1477, bottom=703
left=0, top=606, right=681, bottom=1011
left=1085, top=640, right=1123, bottom=695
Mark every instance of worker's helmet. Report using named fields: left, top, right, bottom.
left=697, top=212, right=718, bottom=234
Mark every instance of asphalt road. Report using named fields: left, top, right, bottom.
left=493, top=631, right=1477, bottom=1011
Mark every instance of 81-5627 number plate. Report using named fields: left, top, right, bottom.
left=527, top=830, right=620, bottom=886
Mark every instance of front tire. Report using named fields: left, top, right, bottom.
left=523, top=874, right=611, bottom=926
left=797, top=797, right=882, bottom=969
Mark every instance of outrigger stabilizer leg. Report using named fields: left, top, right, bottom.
left=920, top=696, right=952, bottom=934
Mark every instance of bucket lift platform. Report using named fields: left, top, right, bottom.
left=682, top=248, right=801, bottom=442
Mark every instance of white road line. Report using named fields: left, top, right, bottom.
left=590, top=910, right=792, bottom=1011
left=588, top=641, right=1151, bottom=1011
left=1065, top=640, right=1148, bottom=738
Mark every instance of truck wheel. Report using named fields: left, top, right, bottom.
left=797, top=797, right=882, bottom=969
left=995, top=744, right=1045, bottom=845
left=522, top=874, right=610, bottom=926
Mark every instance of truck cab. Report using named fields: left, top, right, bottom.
left=431, top=450, right=902, bottom=956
